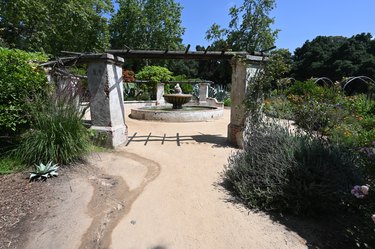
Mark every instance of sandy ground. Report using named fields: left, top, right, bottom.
left=21, top=108, right=307, bottom=249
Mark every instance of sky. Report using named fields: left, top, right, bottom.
left=176, top=0, right=375, bottom=53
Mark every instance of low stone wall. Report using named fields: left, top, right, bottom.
left=130, top=106, right=223, bottom=122
left=124, top=100, right=157, bottom=109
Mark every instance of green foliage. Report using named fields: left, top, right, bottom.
left=164, top=83, right=173, bottom=94
left=263, top=94, right=294, bottom=119
left=202, top=0, right=279, bottom=87
left=135, top=66, right=173, bottom=99
left=224, top=121, right=362, bottom=216
left=181, top=84, right=193, bottom=94
left=0, top=157, right=25, bottom=174
left=0, top=48, right=49, bottom=134
left=0, top=37, right=8, bottom=48
left=29, top=161, right=58, bottom=181
left=266, top=49, right=293, bottom=85
left=267, top=81, right=374, bottom=148
left=285, top=80, right=323, bottom=96
left=136, top=66, right=173, bottom=84
left=109, top=0, right=184, bottom=50
left=223, top=98, right=231, bottom=106
left=0, top=0, right=113, bottom=55
left=165, top=60, right=199, bottom=80
left=292, top=33, right=375, bottom=81
left=13, top=90, right=91, bottom=165
left=328, top=94, right=375, bottom=148
left=229, top=52, right=374, bottom=246
left=206, top=0, right=278, bottom=52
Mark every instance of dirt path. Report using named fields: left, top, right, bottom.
left=20, top=108, right=307, bottom=249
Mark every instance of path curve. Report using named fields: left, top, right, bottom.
left=23, top=108, right=308, bottom=249
left=79, top=151, right=161, bottom=249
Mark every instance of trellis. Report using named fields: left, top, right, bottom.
left=40, top=50, right=267, bottom=148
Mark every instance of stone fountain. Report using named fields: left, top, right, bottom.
left=130, top=83, right=224, bottom=122
left=162, top=83, right=192, bottom=109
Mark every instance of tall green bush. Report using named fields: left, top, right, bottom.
left=0, top=48, right=48, bottom=134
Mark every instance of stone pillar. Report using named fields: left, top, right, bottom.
left=228, top=56, right=262, bottom=148
left=156, top=82, right=165, bottom=105
left=87, top=54, right=127, bottom=148
left=199, top=82, right=210, bottom=105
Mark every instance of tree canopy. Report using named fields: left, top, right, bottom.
left=206, top=0, right=279, bottom=52
left=199, top=0, right=279, bottom=86
left=109, top=0, right=185, bottom=50
left=292, top=33, right=375, bottom=81
left=0, top=0, right=113, bottom=55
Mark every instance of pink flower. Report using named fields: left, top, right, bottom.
left=372, top=214, right=375, bottom=224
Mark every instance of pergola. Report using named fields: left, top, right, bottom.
left=43, top=49, right=267, bottom=148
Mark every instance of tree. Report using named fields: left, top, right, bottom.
left=0, top=0, right=113, bottom=55
left=202, top=0, right=279, bottom=87
left=292, top=36, right=347, bottom=80
left=206, top=0, right=279, bottom=52
left=195, top=45, right=232, bottom=86
left=332, top=33, right=375, bottom=79
left=109, top=0, right=185, bottom=50
left=292, top=33, right=375, bottom=81
left=265, top=49, right=292, bottom=87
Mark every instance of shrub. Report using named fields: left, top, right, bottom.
left=291, top=98, right=332, bottom=133
left=180, top=83, right=193, bottom=94
left=136, top=66, right=173, bottom=84
left=224, top=120, right=362, bottom=216
left=0, top=48, right=48, bottom=134
left=13, top=89, right=91, bottom=165
left=263, top=94, right=294, bottom=119
left=223, top=98, right=231, bottom=106
left=271, top=81, right=375, bottom=146
left=286, top=80, right=324, bottom=97
left=136, top=66, right=173, bottom=99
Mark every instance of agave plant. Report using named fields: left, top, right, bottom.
left=29, top=161, right=59, bottom=182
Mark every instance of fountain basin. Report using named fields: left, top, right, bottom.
left=130, top=105, right=223, bottom=122
left=163, top=94, right=192, bottom=109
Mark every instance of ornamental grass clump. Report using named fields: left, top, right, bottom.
left=13, top=87, right=91, bottom=165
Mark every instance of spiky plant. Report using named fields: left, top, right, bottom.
left=29, top=161, right=58, bottom=182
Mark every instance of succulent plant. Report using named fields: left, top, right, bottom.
left=29, top=161, right=59, bottom=182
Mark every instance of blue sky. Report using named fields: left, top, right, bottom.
left=176, top=0, right=375, bottom=53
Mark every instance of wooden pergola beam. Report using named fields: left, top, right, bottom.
left=40, top=50, right=267, bottom=67
left=105, top=49, right=250, bottom=60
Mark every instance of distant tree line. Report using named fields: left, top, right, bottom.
left=0, top=0, right=279, bottom=86
left=1, top=0, right=373, bottom=84
left=291, top=33, right=375, bottom=81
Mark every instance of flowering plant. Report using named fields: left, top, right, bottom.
left=351, top=184, right=374, bottom=224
